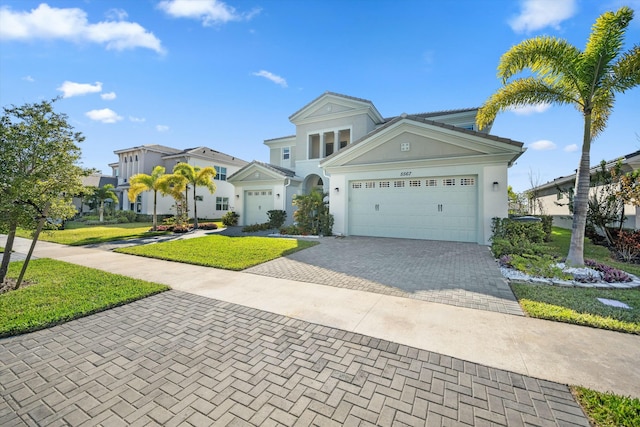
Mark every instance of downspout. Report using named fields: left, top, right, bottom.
left=283, top=178, right=291, bottom=210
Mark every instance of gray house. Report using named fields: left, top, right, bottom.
left=229, top=92, right=525, bottom=244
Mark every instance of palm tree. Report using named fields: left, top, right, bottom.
left=173, top=163, right=217, bottom=229
left=477, top=6, right=640, bottom=266
left=92, top=184, right=119, bottom=223
left=128, top=166, right=186, bottom=231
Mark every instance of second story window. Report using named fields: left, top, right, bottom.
left=283, top=147, right=290, bottom=160
left=214, top=166, right=227, bottom=181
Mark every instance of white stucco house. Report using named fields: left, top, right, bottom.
left=229, top=92, right=526, bottom=244
left=110, top=145, right=248, bottom=219
left=529, top=149, right=640, bottom=230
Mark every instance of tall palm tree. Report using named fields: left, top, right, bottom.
left=477, top=6, right=640, bottom=266
left=173, top=163, right=217, bottom=229
left=128, top=166, right=186, bottom=231
left=92, top=184, right=119, bottom=223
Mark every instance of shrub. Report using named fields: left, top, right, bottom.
left=292, top=190, right=333, bottom=236
left=280, top=225, right=303, bottom=235
left=267, top=210, right=287, bottom=228
left=222, top=211, right=239, bottom=227
left=172, top=225, right=189, bottom=233
left=116, top=211, right=137, bottom=223
left=198, top=223, right=218, bottom=230
left=491, top=217, right=545, bottom=243
left=614, top=230, right=640, bottom=263
left=242, top=223, right=271, bottom=232
left=584, top=259, right=632, bottom=283
left=509, top=254, right=572, bottom=280
left=539, top=215, right=553, bottom=242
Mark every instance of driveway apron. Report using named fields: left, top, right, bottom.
left=247, top=237, right=523, bottom=316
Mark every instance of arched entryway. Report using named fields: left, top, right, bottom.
left=303, top=174, right=325, bottom=194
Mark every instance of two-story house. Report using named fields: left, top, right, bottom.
left=110, top=145, right=248, bottom=219
left=229, top=92, right=526, bottom=244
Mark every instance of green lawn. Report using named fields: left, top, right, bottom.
left=572, top=386, right=640, bottom=427
left=15, top=222, right=169, bottom=246
left=115, top=235, right=318, bottom=270
left=0, top=258, right=168, bottom=337
left=511, top=226, right=640, bottom=334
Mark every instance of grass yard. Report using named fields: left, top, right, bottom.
left=115, top=235, right=318, bottom=270
left=510, top=227, right=640, bottom=334
left=0, top=258, right=168, bottom=337
left=15, top=222, right=168, bottom=246
left=572, top=386, right=640, bottom=427
left=511, top=283, right=640, bottom=334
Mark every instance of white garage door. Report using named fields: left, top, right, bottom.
left=244, top=190, right=273, bottom=225
left=348, top=176, right=477, bottom=242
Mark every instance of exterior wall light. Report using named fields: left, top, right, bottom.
left=236, top=194, right=240, bottom=198
left=276, top=193, right=280, bottom=198
left=493, top=181, right=499, bottom=192
left=334, top=187, right=339, bottom=193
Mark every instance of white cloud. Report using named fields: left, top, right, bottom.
left=58, top=81, right=102, bottom=98
left=564, top=144, right=578, bottom=152
left=22, top=75, right=34, bottom=82
left=252, top=70, right=287, bottom=88
left=101, top=91, right=116, bottom=100
left=85, top=108, right=122, bottom=123
left=0, top=3, right=164, bottom=53
left=158, top=0, right=260, bottom=26
left=509, top=0, right=577, bottom=33
left=129, top=116, right=146, bottom=123
left=106, top=8, right=128, bottom=21
left=509, top=103, right=551, bottom=115
left=156, top=125, right=169, bottom=132
left=529, top=140, right=557, bottom=150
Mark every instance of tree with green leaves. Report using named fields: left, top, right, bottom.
left=128, top=166, right=187, bottom=231
left=0, top=99, right=84, bottom=287
left=84, top=184, right=119, bottom=222
left=173, top=163, right=217, bottom=229
left=477, top=7, right=640, bottom=266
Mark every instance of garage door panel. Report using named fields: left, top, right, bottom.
left=245, top=190, right=273, bottom=225
left=348, top=176, right=477, bottom=242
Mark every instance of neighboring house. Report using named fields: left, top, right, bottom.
left=73, top=173, right=118, bottom=215
left=529, top=150, right=640, bottom=230
left=110, top=145, right=248, bottom=219
left=229, top=92, right=525, bottom=244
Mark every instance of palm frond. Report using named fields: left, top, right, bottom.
left=477, top=78, right=577, bottom=130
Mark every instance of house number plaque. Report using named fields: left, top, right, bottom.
left=400, top=171, right=412, bottom=177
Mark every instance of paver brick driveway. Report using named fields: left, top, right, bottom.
left=246, top=237, right=523, bottom=316
left=1, top=291, right=588, bottom=426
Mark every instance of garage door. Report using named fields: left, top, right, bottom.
left=348, top=176, right=477, bottom=242
left=244, top=190, right=273, bottom=225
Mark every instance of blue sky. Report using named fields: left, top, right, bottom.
left=1, top=0, right=639, bottom=193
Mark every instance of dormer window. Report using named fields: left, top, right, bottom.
left=283, top=147, right=290, bottom=160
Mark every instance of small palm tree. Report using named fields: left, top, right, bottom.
left=128, top=166, right=186, bottom=231
left=173, top=163, right=217, bottom=229
left=477, top=6, right=640, bottom=266
left=92, top=184, right=119, bottom=223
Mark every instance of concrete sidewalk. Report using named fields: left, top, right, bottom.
left=2, top=236, right=639, bottom=398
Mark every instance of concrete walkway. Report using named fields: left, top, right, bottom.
left=2, top=236, right=638, bottom=400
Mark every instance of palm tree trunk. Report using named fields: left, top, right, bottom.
left=152, top=190, right=158, bottom=231
left=0, top=220, right=18, bottom=284
left=99, top=200, right=104, bottom=222
left=566, top=111, right=592, bottom=266
left=192, top=186, right=198, bottom=229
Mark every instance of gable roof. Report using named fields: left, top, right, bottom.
left=161, top=146, right=248, bottom=167
left=320, top=113, right=525, bottom=167
left=227, top=161, right=298, bottom=182
left=288, top=91, right=384, bottom=124
left=113, top=144, right=181, bottom=155
left=532, top=149, right=640, bottom=191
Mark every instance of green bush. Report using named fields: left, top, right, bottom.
left=492, top=217, right=545, bottom=243
left=292, top=190, right=333, bottom=236
left=267, top=210, right=287, bottom=228
left=507, top=254, right=572, bottom=280
left=222, top=211, right=239, bottom=227
left=116, top=211, right=137, bottom=223
left=280, top=225, right=302, bottom=235
left=242, top=223, right=272, bottom=232
left=539, top=215, right=553, bottom=242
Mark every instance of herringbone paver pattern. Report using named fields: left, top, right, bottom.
left=247, top=237, right=523, bottom=315
left=0, top=291, right=587, bottom=426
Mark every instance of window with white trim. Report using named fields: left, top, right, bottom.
left=409, top=180, right=421, bottom=187
left=460, top=178, right=475, bottom=186
left=283, top=147, right=290, bottom=160
left=394, top=180, right=405, bottom=188
left=379, top=181, right=390, bottom=188
left=365, top=182, right=375, bottom=189
left=426, top=179, right=437, bottom=186
left=352, top=182, right=362, bottom=189
left=214, top=166, right=227, bottom=181
left=216, top=197, right=229, bottom=211
left=443, top=178, right=456, bottom=186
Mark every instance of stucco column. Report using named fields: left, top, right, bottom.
left=334, top=131, right=339, bottom=151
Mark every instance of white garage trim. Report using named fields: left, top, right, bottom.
left=348, top=175, right=477, bottom=242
